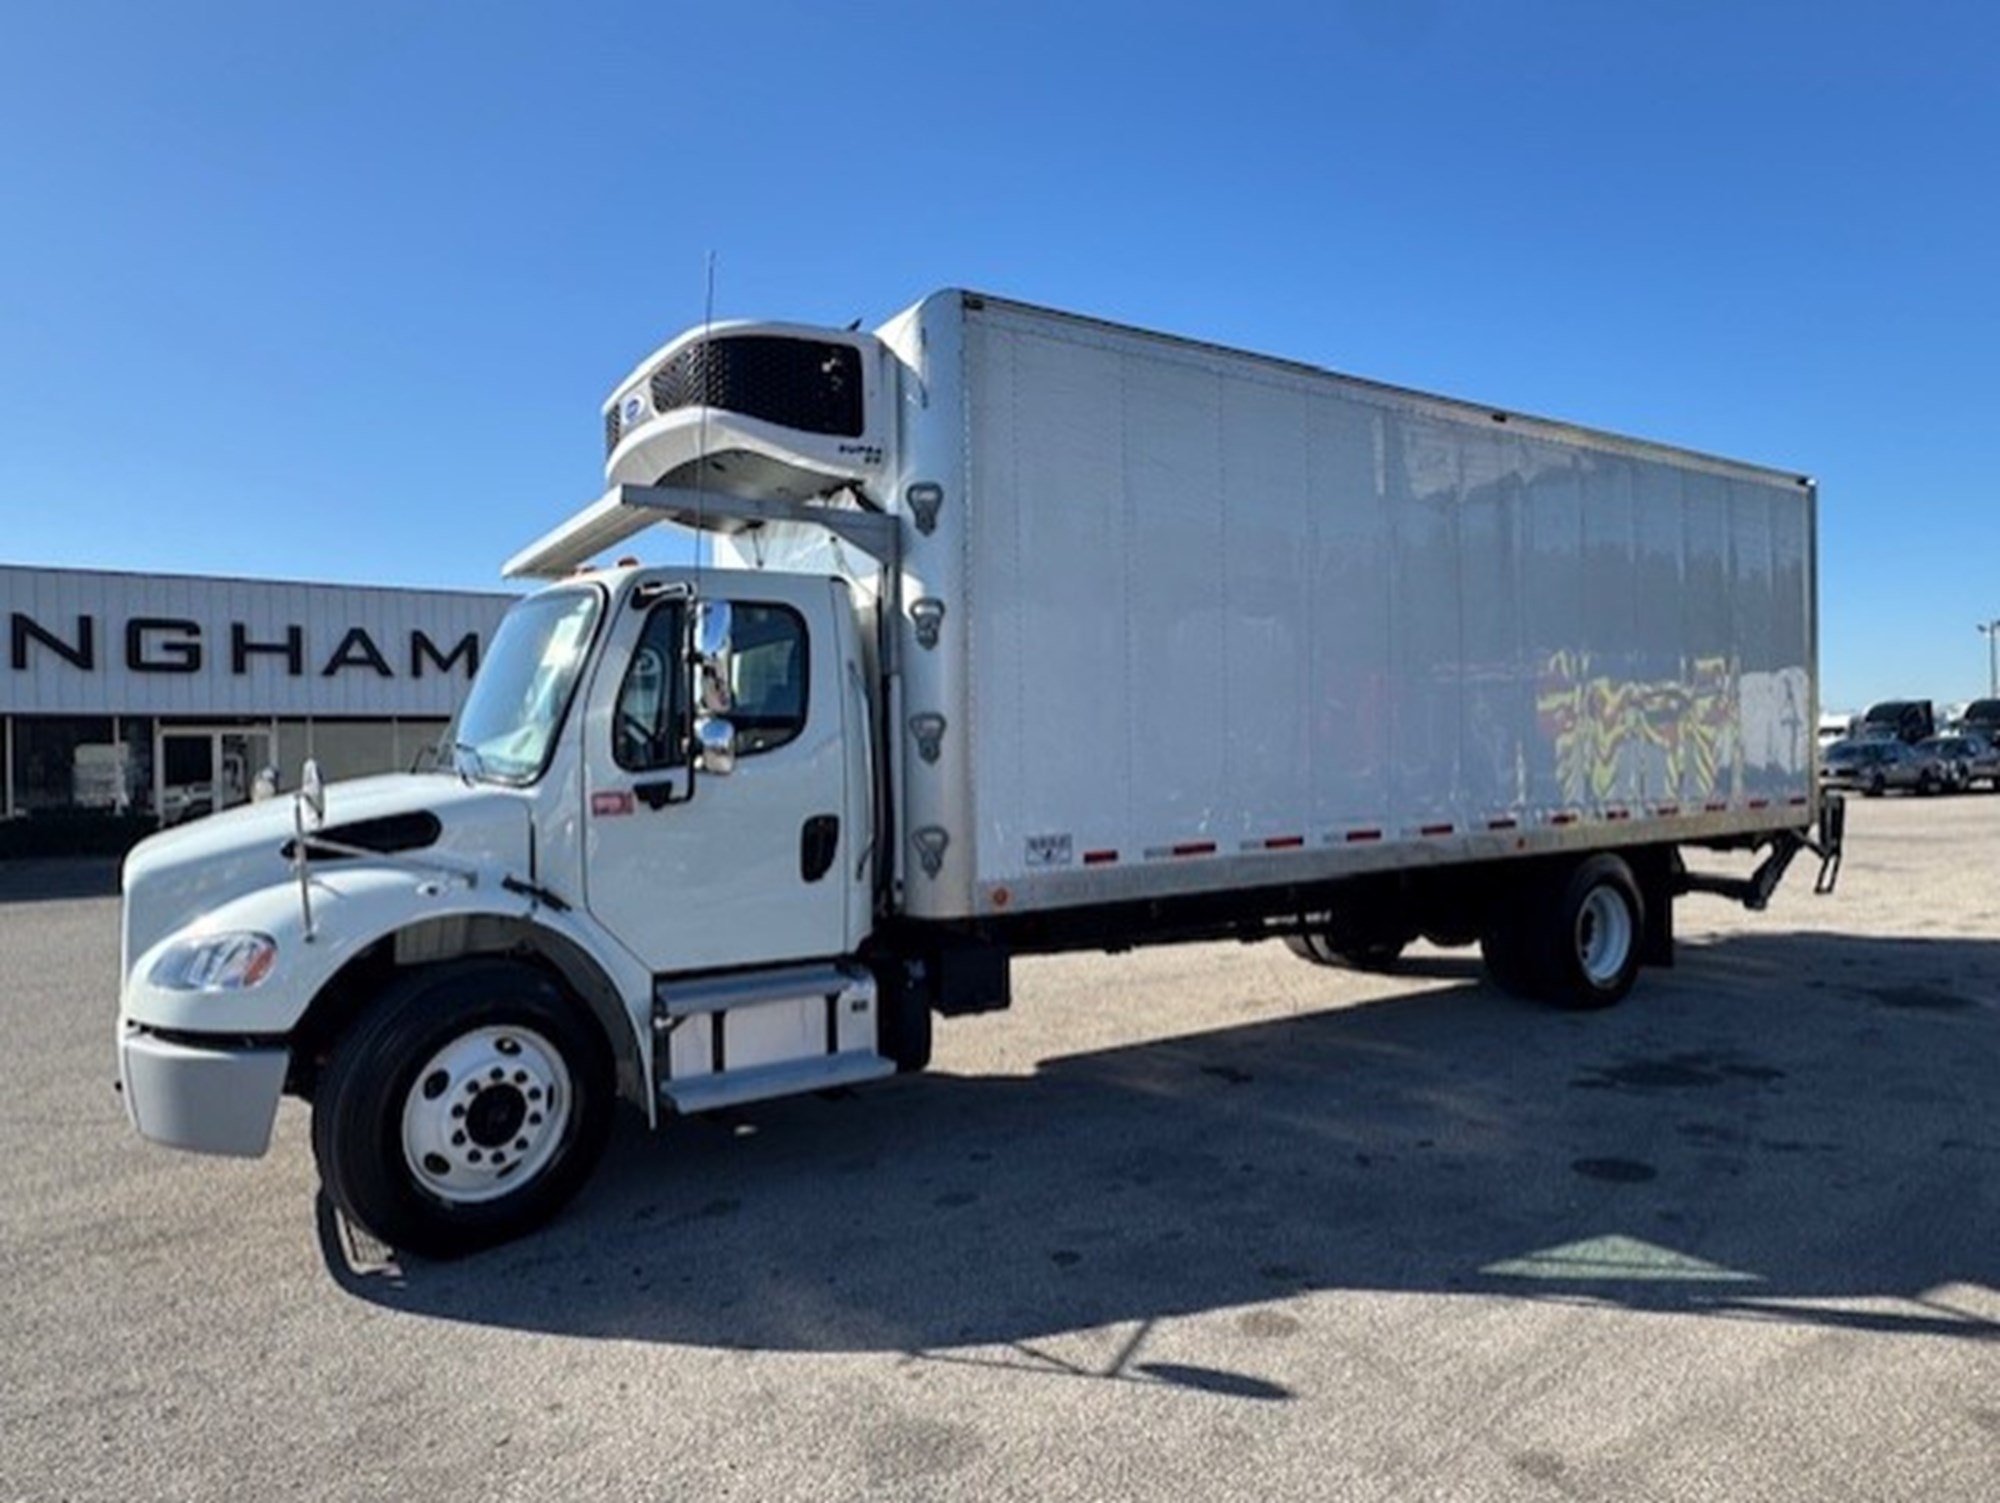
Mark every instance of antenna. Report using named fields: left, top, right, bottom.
left=681, top=252, right=719, bottom=792
left=692, top=250, right=717, bottom=592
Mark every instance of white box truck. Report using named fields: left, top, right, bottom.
left=116, top=292, right=1842, bottom=1255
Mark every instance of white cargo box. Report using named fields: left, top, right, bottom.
left=875, top=294, right=1814, bottom=921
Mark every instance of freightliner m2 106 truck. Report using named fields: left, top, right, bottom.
left=117, top=292, right=1841, bottom=1255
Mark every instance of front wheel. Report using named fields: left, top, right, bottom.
left=312, top=959, right=614, bottom=1258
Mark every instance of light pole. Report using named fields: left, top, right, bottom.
left=1981, top=620, right=2000, bottom=699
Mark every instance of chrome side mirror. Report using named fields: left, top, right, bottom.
left=693, top=597, right=733, bottom=659
left=694, top=715, right=736, bottom=776
left=692, top=600, right=734, bottom=715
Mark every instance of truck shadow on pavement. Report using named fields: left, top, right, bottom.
left=324, top=929, right=2000, bottom=1358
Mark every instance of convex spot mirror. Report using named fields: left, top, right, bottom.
left=695, top=715, right=736, bottom=776
left=298, top=758, right=326, bottom=829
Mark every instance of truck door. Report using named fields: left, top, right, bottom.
left=580, top=576, right=855, bottom=974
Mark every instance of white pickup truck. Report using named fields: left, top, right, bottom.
left=117, top=291, right=1841, bottom=1256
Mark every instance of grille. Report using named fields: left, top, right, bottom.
left=648, top=335, right=865, bottom=438
left=604, top=405, right=622, bottom=456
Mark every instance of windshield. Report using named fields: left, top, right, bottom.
left=446, top=586, right=604, bottom=783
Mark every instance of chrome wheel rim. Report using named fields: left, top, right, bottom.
left=400, top=1025, right=572, bottom=1205
left=1575, top=887, right=1634, bottom=988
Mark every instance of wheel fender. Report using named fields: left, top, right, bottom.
left=296, top=887, right=656, bottom=1115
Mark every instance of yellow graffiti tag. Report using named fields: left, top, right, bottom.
left=1536, top=653, right=1736, bottom=806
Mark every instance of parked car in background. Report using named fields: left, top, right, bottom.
left=1918, top=732, right=2000, bottom=792
left=156, top=782, right=215, bottom=827
left=1855, top=699, right=1936, bottom=745
left=1957, top=699, right=2000, bottom=738
left=1821, top=738, right=1940, bottom=796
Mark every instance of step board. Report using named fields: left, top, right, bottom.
left=660, top=1051, right=896, bottom=1116
left=655, top=961, right=872, bottom=1018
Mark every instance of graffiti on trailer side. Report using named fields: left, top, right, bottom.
left=1536, top=651, right=1809, bottom=808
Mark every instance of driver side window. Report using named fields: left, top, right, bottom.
left=614, top=603, right=687, bottom=771
left=727, top=603, right=809, bottom=755
left=611, top=597, right=811, bottom=770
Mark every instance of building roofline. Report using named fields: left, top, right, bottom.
left=0, top=560, right=521, bottom=602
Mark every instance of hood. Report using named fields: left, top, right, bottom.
left=121, top=773, right=535, bottom=976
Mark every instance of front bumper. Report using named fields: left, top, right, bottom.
left=118, top=1026, right=289, bottom=1157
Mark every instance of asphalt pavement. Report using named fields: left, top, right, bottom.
left=2, top=798, right=1996, bottom=1500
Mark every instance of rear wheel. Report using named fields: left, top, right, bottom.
left=312, top=958, right=614, bottom=1259
left=1283, top=932, right=1407, bottom=971
left=1533, top=855, right=1644, bottom=1010
left=1479, top=919, right=1542, bottom=999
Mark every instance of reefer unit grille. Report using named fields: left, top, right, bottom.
left=647, top=335, right=865, bottom=439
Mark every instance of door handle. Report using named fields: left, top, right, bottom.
left=634, top=779, right=685, bottom=810
left=801, top=815, right=840, bottom=882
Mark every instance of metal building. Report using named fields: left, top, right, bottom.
left=1, top=564, right=515, bottom=823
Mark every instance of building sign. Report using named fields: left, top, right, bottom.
left=11, top=615, right=479, bottom=680
left=0, top=566, right=517, bottom=717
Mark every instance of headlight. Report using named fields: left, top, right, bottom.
left=148, top=932, right=278, bottom=991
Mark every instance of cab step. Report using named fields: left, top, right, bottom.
left=652, top=960, right=890, bottom=1115
left=660, top=1052, right=895, bottom=1116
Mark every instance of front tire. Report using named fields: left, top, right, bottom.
left=312, top=959, right=614, bottom=1259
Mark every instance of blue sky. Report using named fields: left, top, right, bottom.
left=2, top=1, right=1996, bottom=711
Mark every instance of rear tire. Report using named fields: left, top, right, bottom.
left=1479, top=919, right=1543, bottom=999
left=312, top=958, right=614, bottom=1259
left=1532, top=855, right=1645, bottom=1010
left=1283, top=932, right=1339, bottom=966
left=1284, top=932, right=1407, bottom=971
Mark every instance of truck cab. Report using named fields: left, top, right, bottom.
left=117, top=307, right=926, bottom=1257
left=486, top=565, right=876, bottom=975
left=117, top=557, right=900, bottom=1258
